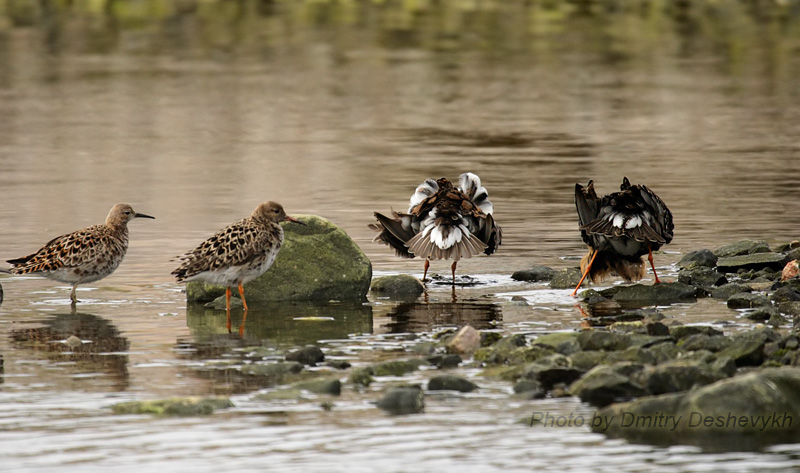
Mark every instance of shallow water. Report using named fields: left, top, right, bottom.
left=2, top=1, right=800, bottom=471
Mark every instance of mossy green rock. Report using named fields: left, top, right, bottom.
left=370, top=274, right=424, bottom=297
left=594, top=368, right=800, bottom=449
left=372, top=359, right=424, bottom=377
left=292, top=377, right=342, bottom=395
left=187, top=215, right=371, bottom=302
left=550, top=268, right=583, bottom=289
left=376, top=385, right=424, bottom=415
left=597, top=283, right=697, bottom=304
left=427, top=375, right=478, bottom=392
left=112, top=397, right=233, bottom=416
left=714, top=240, right=771, bottom=257
left=716, top=253, right=790, bottom=273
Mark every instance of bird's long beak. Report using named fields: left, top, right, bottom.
left=136, top=212, right=155, bottom=220
left=285, top=215, right=305, bottom=225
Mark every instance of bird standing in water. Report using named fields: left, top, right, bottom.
left=6, top=203, right=155, bottom=306
left=572, top=177, right=673, bottom=296
left=172, top=201, right=303, bottom=334
left=370, top=172, right=501, bottom=283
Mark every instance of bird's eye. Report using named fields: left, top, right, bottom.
left=273, top=209, right=279, bottom=213
left=124, top=211, right=131, bottom=215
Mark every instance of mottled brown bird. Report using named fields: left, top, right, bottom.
left=172, top=202, right=302, bottom=332
left=572, top=177, right=673, bottom=296
left=370, top=172, right=501, bottom=283
left=6, top=203, right=155, bottom=306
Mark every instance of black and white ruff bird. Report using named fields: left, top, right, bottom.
left=369, top=172, right=501, bottom=283
left=572, top=177, right=673, bottom=296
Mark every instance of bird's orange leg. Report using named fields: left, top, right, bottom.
left=238, top=283, right=249, bottom=336
left=571, top=250, right=599, bottom=297
left=238, top=283, right=249, bottom=311
left=225, top=286, right=232, bottom=333
left=422, top=259, right=430, bottom=282
left=647, top=245, right=661, bottom=284
left=451, top=261, right=458, bottom=285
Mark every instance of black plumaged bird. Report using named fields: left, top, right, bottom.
left=572, top=177, right=674, bottom=296
left=369, top=172, right=502, bottom=283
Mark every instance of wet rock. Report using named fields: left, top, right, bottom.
left=718, top=327, right=779, bottom=366
left=777, top=241, right=800, bottom=252
left=522, top=354, right=584, bottom=389
left=577, top=330, right=632, bottom=351
left=714, top=239, right=771, bottom=257
left=771, top=286, right=800, bottom=304
left=285, top=346, right=325, bottom=366
left=480, top=331, right=502, bottom=347
left=511, top=265, right=555, bottom=282
left=372, top=359, right=424, bottom=377
left=111, top=397, right=233, bottom=417
left=678, top=249, right=717, bottom=269
left=638, top=359, right=730, bottom=395
left=609, top=321, right=670, bottom=337
left=513, top=379, right=545, bottom=399
left=593, top=368, right=800, bottom=449
left=605, top=346, right=658, bottom=365
left=348, top=367, right=374, bottom=387
left=412, top=342, right=436, bottom=356
left=669, top=325, right=723, bottom=340
left=241, top=362, right=304, bottom=377
left=188, top=215, right=372, bottom=302
left=326, top=360, right=351, bottom=370
left=677, top=267, right=727, bottom=289
left=716, top=253, right=790, bottom=273
left=427, top=375, right=478, bottom=392
left=550, top=267, right=583, bottom=290
left=568, top=350, right=609, bottom=371
left=369, top=274, right=424, bottom=298
left=627, top=334, right=674, bottom=349
left=474, top=334, right=527, bottom=364
left=506, top=345, right=557, bottom=365
left=291, top=378, right=341, bottom=395
left=376, top=385, right=424, bottom=415
left=569, top=362, right=647, bottom=407
left=255, top=388, right=304, bottom=401
left=679, top=334, right=731, bottom=352
left=647, top=342, right=680, bottom=364
left=597, top=283, right=698, bottom=304
left=746, top=306, right=781, bottom=322
left=711, top=283, right=752, bottom=300
left=726, top=292, right=771, bottom=309
left=445, top=325, right=481, bottom=355
left=427, top=354, right=462, bottom=369
left=532, top=332, right=581, bottom=355
left=782, top=302, right=800, bottom=317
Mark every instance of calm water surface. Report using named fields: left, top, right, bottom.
left=2, top=2, right=800, bottom=471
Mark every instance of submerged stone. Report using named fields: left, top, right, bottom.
left=369, top=275, right=424, bottom=298
left=427, top=354, right=462, bottom=369
left=348, top=367, right=374, bottom=387
left=187, top=215, right=372, bottom=302
left=427, top=375, right=478, bottom=392
left=376, top=385, right=424, bottom=415
left=678, top=249, right=717, bottom=269
left=511, top=265, right=555, bottom=282
left=111, top=397, right=233, bottom=417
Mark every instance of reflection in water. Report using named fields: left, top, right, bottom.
left=179, top=300, right=372, bottom=394
left=185, top=300, right=372, bottom=345
left=384, top=301, right=501, bottom=333
left=8, top=312, right=130, bottom=391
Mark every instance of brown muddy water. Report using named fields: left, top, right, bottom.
left=2, top=1, right=800, bottom=472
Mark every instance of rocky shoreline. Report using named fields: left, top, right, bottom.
left=113, top=237, right=800, bottom=451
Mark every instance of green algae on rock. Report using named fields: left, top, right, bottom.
left=187, top=215, right=371, bottom=302
left=111, top=397, right=233, bottom=416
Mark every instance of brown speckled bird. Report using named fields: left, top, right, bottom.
left=6, top=203, right=155, bottom=306
left=572, top=177, right=674, bottom=296
left=172, top=202, right=302, bottom=330
left=369, top=172, right=501, bottom=283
